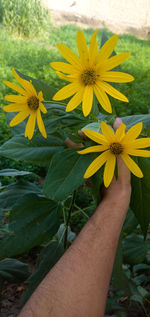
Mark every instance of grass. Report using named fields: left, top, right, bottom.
left=0, top=0, right=50, bottom=37
left=0, top=23, right=150, bottom=171
left=1, top=24, right=150, bottom=114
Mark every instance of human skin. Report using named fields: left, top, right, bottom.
left=18, top=118, right=131, bottom=317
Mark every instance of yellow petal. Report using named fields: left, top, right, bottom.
left=3, top=104, right=28, bottom=112
left=89, top=30, right=98, bottom=65
left=66, top=89, right=84, bottom=112
left=3, top=80, right=26, bottom=96
left=12, top=68, right=28, bottom=89
left=84, top=150, right=109, bottom=178
left=38, top=91, right=44, bottom=102
left=25, top=112, right=36, bottom=140
left=9, top=111, right=30, bottom=127
left=82, top=86, right=93, bottom=117
left=23, top=80, right=37, bottom=96
left=50, top=62, right=74, bottom=74
left=39, top=102, right=47, bottom=114
left=127, top=149, right=150, bottom=157
left=56, top=71, right=75, bottom=83
left=12, top=68, right=37, bottom=96
left=37, top=109, right=47, bottom=138
left=102, top=52, right=131, bottom=71
left=83, top=129, right=107, bottom=145
left=104, top=152, right=116, bottom=187
left=101, top=121, right=115, bottom=142
left=99, top=81, right=128, bottom=102
left=101, top=71, right=134, bottom=83
left=57, top=43, right=81, bottom=69
left=132, top=138, right=150, bottom=149
left=121, top=153, right=143, bottom=178
left=78, top=145, right=108, bottom=154
left=5, top=95, right=27, bottom=103
left=77, top=30, right=89, bottom=63
left=97, top=35, right=118, bottom=61
left=123, top=122, right=143, bottom=143
left=53, top=83, right=79, bottom=101
left=94, top=84, right=112, bottom=113
left=115, top=123, right=126, bottom=141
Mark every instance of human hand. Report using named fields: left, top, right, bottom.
left=64, top=131, right=86, bottom=149
left=65, top=119, right=131, bottom=209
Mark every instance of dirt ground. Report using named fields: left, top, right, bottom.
left=0, top=282, right=25, bottom=317
left=49, top=8, right=150, bottom=39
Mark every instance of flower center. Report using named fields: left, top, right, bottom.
left=27, top=96, right=39, bottom=110
left=110, top=142, right=123, bottom=155
left=81, top=68, right=97, bottom=86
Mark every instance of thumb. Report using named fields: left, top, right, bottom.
left=113, top=118, right=131, bottom=186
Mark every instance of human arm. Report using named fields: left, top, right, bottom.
left=18, top=119, right=131, bottom=317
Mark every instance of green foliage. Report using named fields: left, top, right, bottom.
left=0, top=258, right=30, bottom=284
left=44, top=149, right=93, bottom=201
left=131, top=158, right=150, bottom=236
left=0, top=168, right=32, bottom=176
left=22, top=240, right=64, bottom=304
left=0, top=179, right=41, bottom=212
left=0, top=134, right=65, bottom=166
left=123, top=234, right=148, bottom=265
left=0, top=192, right=60, bottom=258
left=0, top=0, right=50, bottom=37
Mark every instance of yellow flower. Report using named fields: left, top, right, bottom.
left=78, top=121, right=150, bottom=187
left=3, top=68, right=47, bottom=140
left=51, top=30, right=134, bottom=116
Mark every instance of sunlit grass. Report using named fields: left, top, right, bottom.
left=1, top=24, right=150, bottom=116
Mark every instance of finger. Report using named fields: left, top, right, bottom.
left=78, top=130, right=87, bottom=140
left=65, top=137, right=83, bottom=149
left=113, top=117, right=123, bottom=131
left=117, top=155, right=131, bottom=186
left=113, top=118, right=131, bottom=185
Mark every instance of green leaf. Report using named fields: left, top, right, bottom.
left=122, top=113, right=150, bottom=134
left=0, top=134, right=64, bottom=166
left=122, top=208, right=138, bottom=235
left=15, top=69, right=57, bottom=100
left=112, top=237, right=131, bottom=294
left=100, top=31, right=116, bottom=58
left=83, top=113, right=150, bottom=134
left=130, top=157, right=150, bottom=236
left=82, top=122, right=101, bottom=132
left=0, top=169, right=32, bottom=177
left=0, top=194, right=60, bottom=258
left=43, top=104, right=88, bottom=134
left=0, top=258, right=30, bottom=282
left=56, top=224, right=76, bottom=243
left=6, top=103, right=87, bottom=137
left=22, top=241, right=64, bottom=304
left=44, top=149, right=93, bottom=201
left=6, top=112, right=26, bottom=136
left=0, top=180, right=41, bottom=212
left=133, top=263, right=150, bottom=274
left=123, top=234, right=148, bottom=265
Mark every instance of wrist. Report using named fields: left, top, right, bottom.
left=100, top=185, right=131, bottom=215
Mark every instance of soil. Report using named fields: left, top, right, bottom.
left=0, top=282, right=25, bottom=317
left=50, top=9, right=150, bottom=39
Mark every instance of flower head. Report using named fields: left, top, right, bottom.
left=51, top=30, right=134, bottom=116
left=78, top=121, right=150, bottom=187
left=3, top=68, right=47, bottom=140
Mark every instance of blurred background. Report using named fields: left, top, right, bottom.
left=43, top=0, right=150, bottom=38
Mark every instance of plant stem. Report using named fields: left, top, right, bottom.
left=74, top=203, right=90, bottom=219
left=64, top=191, right=76, bottom=250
